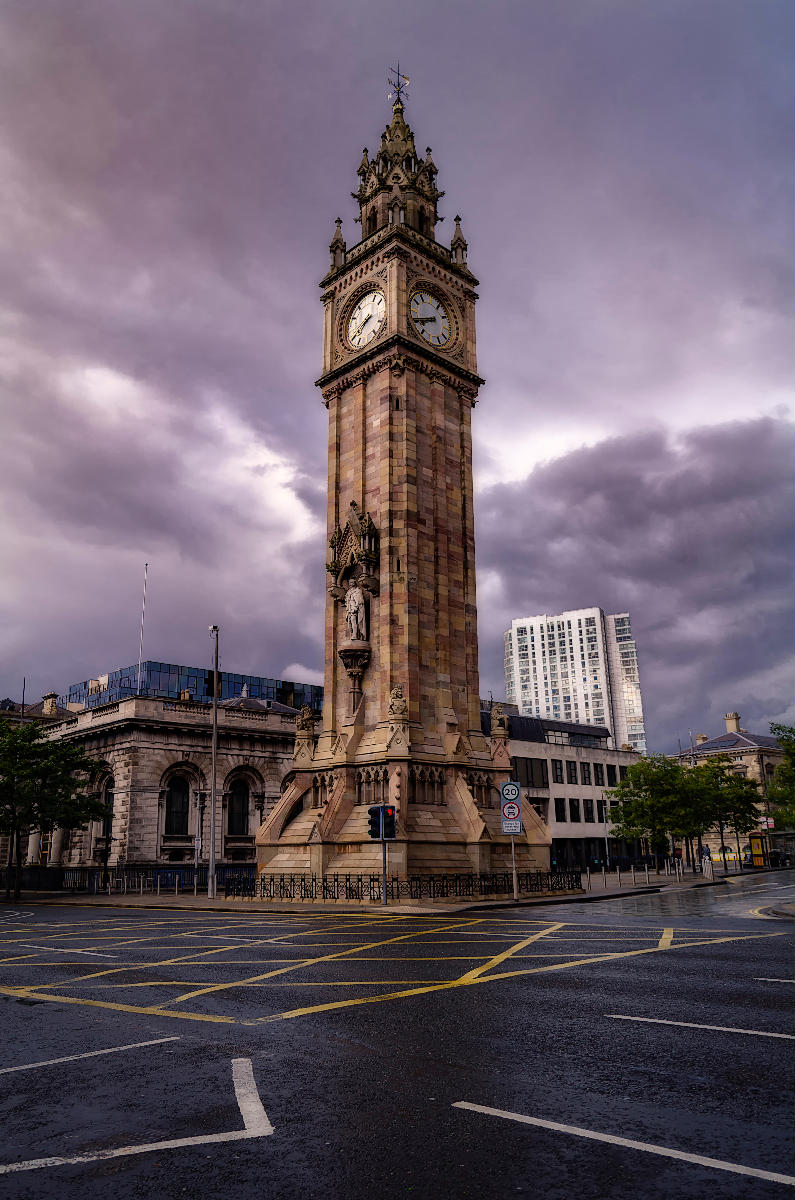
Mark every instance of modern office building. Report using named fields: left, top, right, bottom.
left=61, top=661, right=323, bottom=715
left=485, top=709, right=641, bottom=870
left=504, top=608, right=646, bottom=752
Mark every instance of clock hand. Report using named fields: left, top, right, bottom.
left=415, top=315, right=436, bottom=324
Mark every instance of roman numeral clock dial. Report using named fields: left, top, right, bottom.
left=347, top=289, right=386, bottom=349
left=410, top=291, right=451, bottom=347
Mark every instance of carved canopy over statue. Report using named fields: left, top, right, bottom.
left=327, top=502, right=379, bottom=599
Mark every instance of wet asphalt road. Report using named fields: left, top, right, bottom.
left=0, top=873, right=792, bottom=1200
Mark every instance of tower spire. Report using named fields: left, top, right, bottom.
left=351, top=69, right=443, bottom=244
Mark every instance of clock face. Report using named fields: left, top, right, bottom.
left=410, top=291, right=452, bottom=347
left=347, top=290, right=386, bottom=349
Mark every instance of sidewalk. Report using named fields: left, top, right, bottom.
left=3, top=870, right=762, bottom=917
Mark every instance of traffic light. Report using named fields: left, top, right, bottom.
left=367, top=805, right=382, bottom=840
left=382, top=805, right=396, bottom=840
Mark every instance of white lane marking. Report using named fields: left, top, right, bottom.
left=755, top=978, right=795, bottom=984
left=0, top=1037, right=181, bottom=1075
left=232, top=1057, right=274, bottom=1133
left=452, top=1102, right=795, bottom=1186
left=606, top=1014, right=795, bottom=1040
left=16, top=945, right=117, bottom=959
left=0, top=1057, right=273, bottom=1174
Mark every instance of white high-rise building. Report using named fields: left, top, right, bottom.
left=504, top=607, right=647, bottom=753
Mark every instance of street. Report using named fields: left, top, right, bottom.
left=0, top=873, right=792, bottom=1199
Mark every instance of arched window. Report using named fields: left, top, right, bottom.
left=165, top=775, right=190, bottom=835
left=367, top=211, right=377, bottom=237
left=228, top=779, right=249, bottom=836
left=417, top=207, right=427, bottom=236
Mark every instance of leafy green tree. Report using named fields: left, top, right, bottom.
left=695, top=755, right=761, bottom=871
left=0, top=720, right=106, bottom=902
left=767, top=723, right=795, bottom=830
left=607, top=755, right=705, bottom=863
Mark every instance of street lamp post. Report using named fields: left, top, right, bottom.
left=208, top=625, right=219, bottom=899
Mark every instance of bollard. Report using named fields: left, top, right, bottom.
left=602, top=866, right=606, bottom=888
left=140, top=877, right=144, bottom=895
left=157, top=875, right=160, bottom=896
left=176, top=877, right=179, bottom=896
left=586, top=867, right=591, bottom=892
left=123, top=875, right=127, bottom=895
left=645, top=864, right=650, bottom=885
left=194, top=873, right=197, bottom=897
left=617, top=866, right=621, bottom=887
left=631, top=864, right=636, bottom=885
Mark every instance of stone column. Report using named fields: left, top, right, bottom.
left=49, top=828, right=65, bottom=866
left=25, top=831, right=41, bottom=866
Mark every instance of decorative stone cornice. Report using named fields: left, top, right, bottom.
left=318, top=339, right=483, bottom=400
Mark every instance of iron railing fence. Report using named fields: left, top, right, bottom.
left=56, top=865, right=579, bottom=899
left=240, top=870, right=582, bottom=903
left=61, top=864, right=257, bottom=894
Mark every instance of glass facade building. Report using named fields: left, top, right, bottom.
left=62, top=661, right=323, bottom=714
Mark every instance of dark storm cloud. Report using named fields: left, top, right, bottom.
left=475, top=417, right=795, bottom=750
left=0, top=0, right=791, bottom=732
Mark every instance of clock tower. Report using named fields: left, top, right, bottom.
left=257, top=84, right=550, bottom=878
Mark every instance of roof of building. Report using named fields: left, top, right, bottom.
left=688, top=731, right=782, bottom=754
left=479, top=710, right=612, bottom=744
left=0, top=697, right=72, bottom=719
left=217, top=693, right=300, bottom=716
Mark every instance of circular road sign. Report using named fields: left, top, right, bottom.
left=500, top=781, right=520, bottom=803
left=502, top=800, right=521, bottom=820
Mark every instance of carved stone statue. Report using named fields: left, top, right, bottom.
left=388, top=684, right=408, bottom=720
left=344, top=580, right=367, bottom=641
left=490, top=702, right=509, bottom=738
left=296, top=705, right=315, bottom=735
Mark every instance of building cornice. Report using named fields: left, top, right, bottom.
left=316, top=337, right=484, bottom=401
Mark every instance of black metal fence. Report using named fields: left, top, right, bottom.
left=60, top=865, right=257, bottom=894
left=13, top=864, right=580, bottom=902
left=232, top=870, right=582, bottom=903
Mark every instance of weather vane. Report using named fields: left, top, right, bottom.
left=387, top=62, right=410, bottom=105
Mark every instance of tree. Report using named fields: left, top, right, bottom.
left=0, top=720, right=106, bottom=902
left=695, top=756, right=761, bottom=872
left=767, top=723, right=795, bottom=831
left=607, top=755, right=708, bottom=863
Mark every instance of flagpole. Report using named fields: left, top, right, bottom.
left=136, top=563, right=148, bottom=695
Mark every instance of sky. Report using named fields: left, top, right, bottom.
left=0, top=0, right=792, bottom=752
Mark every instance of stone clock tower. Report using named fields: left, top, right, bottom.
left=257, top=86, right=550, bottom=877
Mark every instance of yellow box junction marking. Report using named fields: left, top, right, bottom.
left=0, top=913, right=786, bottom=1029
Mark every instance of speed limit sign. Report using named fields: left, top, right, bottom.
left=500, top=781, right=522, bottom=833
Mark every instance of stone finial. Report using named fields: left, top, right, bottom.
left=451, top=214, right=467, bottom=265
left=42, top=692, right=58, bottom=716
left=329, top=217, right=346, bottom=269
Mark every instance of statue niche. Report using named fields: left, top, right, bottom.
left=328, top=501, right=380, bottom=714
left=327, top=501, right=379, bottom=645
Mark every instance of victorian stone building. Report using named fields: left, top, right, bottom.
left=4, top=692, right=299, bottom=872
left=256, top=86, right=550, bottom=878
